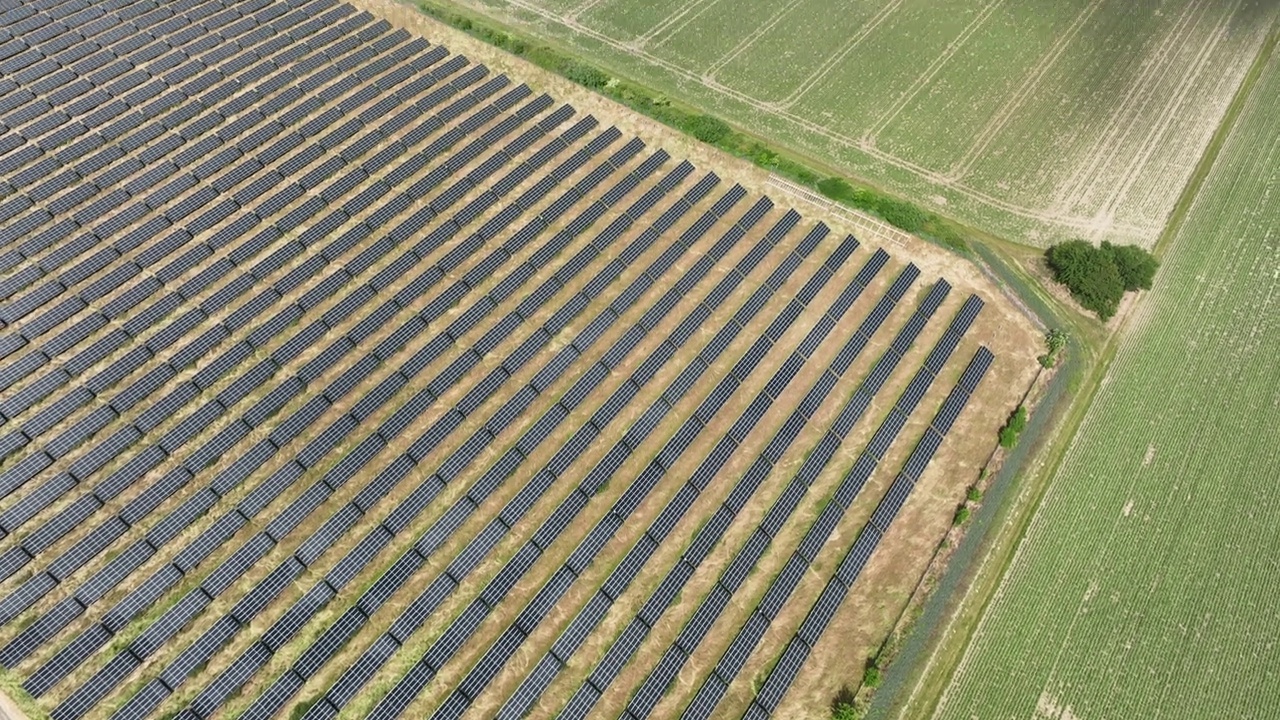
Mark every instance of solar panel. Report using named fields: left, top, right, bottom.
left=720, top=533, right=764, bottom=590
left=748, top=474, right=791, bottom=530
left=715, top=612, right=766, bottom=679
left=835, top=526, right=880, bottom=589
left=957, top=347, right=994, bottom=394
left=757, top=639, right=808, bottom=710
left=952, top=295, right=984, bottom=331
left=800, top=581, right=846, bottom=649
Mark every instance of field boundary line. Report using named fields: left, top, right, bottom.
left=494, top=0, right=1156, bottom=237
left=863, top=0, right=1006, bottom=144
left=947, top=0, right=1105, bottom=181
left=772, top=0, right=905, bottom=110
left=1046, top=0, right=1208, bottom=217
left=1085, top=0, right=1239, bottom=241
left=635, top=0, right=724, bottom=49
left=567, top=0, right=608, bottom=22
left=702, top=0, right=807, bottom=81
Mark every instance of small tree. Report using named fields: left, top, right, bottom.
left=998, top=405, right=1028, bottom=449
left=1040, top=327, right=1068, bottom=367
left=1046, top=241, right=1157, bottom=320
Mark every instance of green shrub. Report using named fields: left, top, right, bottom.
left=966, top=486, right=983, bottom=502
left=1008, top=405, right=1027, bottom=432
left=998, top=405, right=1028, bottom=448
left=817, top=177, right=856, bottom=203
left=684, top=114, right=731, bottom=144
left=1103, top=241, right=1159, bottom=291
left=1046, top=241, right=1157, bottom=319
left=954, top=506, right=971, bottom=525
left=862, top=665, right=882, bottom=688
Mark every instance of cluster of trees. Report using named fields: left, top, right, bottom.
left=1045, top=241, right=1158, bottom=320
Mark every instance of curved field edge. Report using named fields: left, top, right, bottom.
left=868, top=23, right=1280, bottom=719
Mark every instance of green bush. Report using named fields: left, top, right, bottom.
left=966, top=486, right=983, bottom=502
left=953, top=506, right=971, bottom=525
left=1046, top=241, right=1157, bottom=319
left=998, top=426, right=1018, bottom=448
left=862, top=665, right=882, bottom=688
left=684, top=114, right=731, bottom=144
left=1008, top=405, right=1027, bottom=432
left=832, top=701, right=860, bottom=720
left=998, top=405, right=1028, bottom=448
left=817, top=177, right=856, bottom=203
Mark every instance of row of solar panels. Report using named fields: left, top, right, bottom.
left=0, top=85, right=558, bottom=559
left=356, top=218, right=843, bottom=720
left=0, top=120, right=646, bottom=685
left=497, top=239, right=896, bottom=720
left=276, top=198, right=802, bottom=720
left=0, top=64, right=508, bottom=392
left=592, top=267, right=932, bottom=720
left=682, top=295, right=985, bottom=720
left=0, top=0, right=367, bottom=201
left=190, top=171, right=747, bottom=720
left=0, top=36, right=477, bottom=401
left=0, top=0, right=370, bottom=143
left=742, top=346, right=994, bottom=720
left=0, top=73, right=528, bottom=487
left=0, top=31, right=459, bottom=313
left=0, top=18, right=457, bottom=330
left=34, top=148, right=688, bottom=719
left=0, top=103, right=594, bottom=625
left=82, top=157, right=707, bottom=719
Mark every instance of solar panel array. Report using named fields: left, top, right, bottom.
left=741, top=346, right=994, bottom=719
left=0, top=1, right=1001, bottom=718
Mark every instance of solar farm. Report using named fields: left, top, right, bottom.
left=0, top=0, right=1042, bottom=718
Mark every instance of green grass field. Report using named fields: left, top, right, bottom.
left=448, top=0, right=1275, bottom=247
left=929, top=49, right=1280, bottom=719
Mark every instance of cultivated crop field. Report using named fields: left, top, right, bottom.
left=447, top=0, right=1277, bottom=247
left=930, top=50, right=1280, bottom=720
left=0, top=0, right=1039, bottom=718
